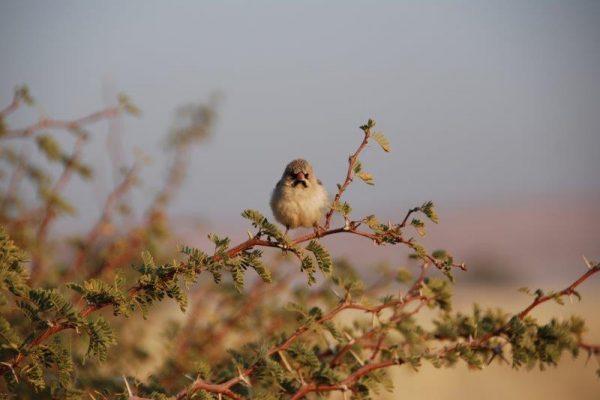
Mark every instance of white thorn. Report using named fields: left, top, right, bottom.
left=331, top=287, right=342, bottom=299
left=237, top=366, right=251, bottom=386
left=122, top=376, right=133, bottom=398
left=583, top=255, right=594, bottom=270
left=349, top=349, right=365, bottom=366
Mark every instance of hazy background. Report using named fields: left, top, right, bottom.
left=2, top=1, right=600, bottom=398
left=1, top=0, right=599, bottom=282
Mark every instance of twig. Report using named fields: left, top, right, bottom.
left=30, top=135, right=86, bottom=282
left=2, top=107, right=120, bottom=139
left=324, top=122, right=373, bottom=229
left=65, top=163, right=139, bottom=279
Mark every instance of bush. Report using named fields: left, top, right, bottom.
left=0, top=86, right=598, bottom=399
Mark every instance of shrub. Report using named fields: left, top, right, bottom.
left=0, top=86, right=598, bottom=399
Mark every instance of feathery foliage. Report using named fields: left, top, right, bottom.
left=0, top=86, right=598, bottom=400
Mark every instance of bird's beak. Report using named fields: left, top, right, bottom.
left=292, top=172, right=308, bottom=188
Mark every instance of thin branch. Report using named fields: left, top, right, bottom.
left=0, top=148, right=26, bottom=214
left=65, top=163, right=139, bottom=279
left=2, top=106, right=120, bottom=139
left=0, top=90, right=22, bottom=117
left=29, top=135, right=86, bottom=282
left=517, top=266, right=600, bottom=319
left=324, top=122, right=373, bottom=229
left=291, top=360, right=397, bottom=400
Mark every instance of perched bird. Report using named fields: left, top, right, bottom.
left=270, top=159, right=328, bottom=233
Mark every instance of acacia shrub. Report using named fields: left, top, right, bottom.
left=0, top=86, right=598, bottom=399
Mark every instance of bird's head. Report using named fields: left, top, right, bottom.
left=282, top=159, right=316, bottom=188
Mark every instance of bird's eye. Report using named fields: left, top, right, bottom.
left=305, top=173, right=310, bottom=179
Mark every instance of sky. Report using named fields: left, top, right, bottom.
left=1, top=0, right=599, bottom=227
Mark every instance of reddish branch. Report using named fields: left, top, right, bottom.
left=517, top=266, right=600, bottom=319
left=291, top=360, right=397, bottom=400
left=428, top=263, right=600, bottom=377
left=0, top=89, right=23, bottom=117
left=174, top=261, right=599, bottom=400
left=0, top=149, right=26, bottom=214
left=2, top=106, right=121, bottom=139
left=66, top=163, right=139, bottom=279
left=324, top=123, right=372, bottom=229
left=30, top=135, right=86, bottom=282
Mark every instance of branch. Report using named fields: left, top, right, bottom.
left=441, top=259, right=600, bottom=358
left=290, top=360, right=397, bottom=400
left=2, top=106, right=120, bottom=139
left=324, top=121, right=373, bottom=229
left=29, top=135, right=86, bottom=282
left=65, top=163, right=139, bottom=279
left=0, top=88, right=25, bottom=117
left=517, top=265, right=600, bottom=320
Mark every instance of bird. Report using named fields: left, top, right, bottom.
left=270, top=159, right=328, bottom=234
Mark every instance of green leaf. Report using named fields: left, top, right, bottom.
left=410, top=218, right=426, bottom=237
left=85, top=317, right=116, bottom=362
left=357, top=171, right=374, bottom=185
left=396, top=268, right=413, bottom=283
left=118, top=93, right=141, bottom=116
left=300, top=255, right=316, bottom=285
left=420, top=201, right=439, bottom=224
left=372, top=132, right=390, bottom=152
left=306, top=240, right=332, bottom=276
left=241, top=209, right=286, bottom=243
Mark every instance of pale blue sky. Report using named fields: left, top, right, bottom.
left=1, top=1, right=599, bottom=226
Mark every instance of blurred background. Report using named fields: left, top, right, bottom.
left=1, top=1, right=599, bottom=398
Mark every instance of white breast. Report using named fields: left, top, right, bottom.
left=270, top=182, right=328, bottom=229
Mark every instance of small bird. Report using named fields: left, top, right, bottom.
left=270, top=159, right=328, bottom=233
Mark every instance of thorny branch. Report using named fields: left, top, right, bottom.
left=29, top=135, right=86, bottom=282
left=171, top=260, right=600, bottom=400
left=66, top=162, right=140, bottom=279
left=2, top=106, right=121, bottom=140
left=324, top=120, right=373, bottom=229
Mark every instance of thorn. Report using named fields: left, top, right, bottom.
left=583, top=255, right=594, bottom=270
left=237, top=366, right=251, bottom=386
left=184, top=374, right=195, bottom=381
left=1, top=362, right=18, bottom=383
left=585, top=349, right=592, bottom=365
left=343, top=331, right=355, bottom=343
left=331, top=287, right=343, bottom=300
left=122, top=376, right=133, bottom=398
left=349, top=349, right=365, bottom=366
left=278, top=350, right=293, bottom=372
left=298, top=369, right=306, bottom=384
